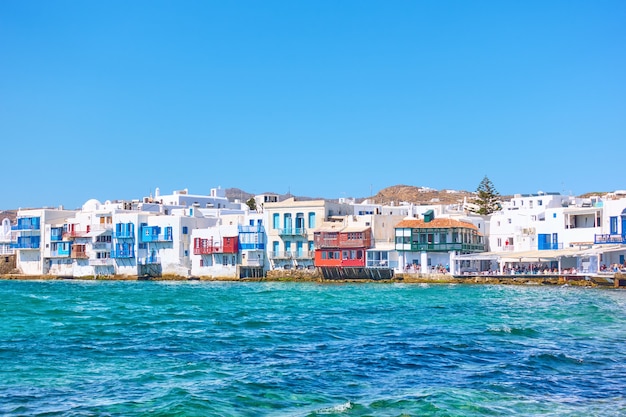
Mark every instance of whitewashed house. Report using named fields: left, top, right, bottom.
left=487, top=192, right=572, bottom=253
left=263, top=197, right=354, bottom=270
left=0, top=218, right=13, bottom=255
left=12, top=207, right=78, bottom=275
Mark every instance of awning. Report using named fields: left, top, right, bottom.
left=455, top=245, right=626, bottom=264
left=499, top=248, right=581, bottom=262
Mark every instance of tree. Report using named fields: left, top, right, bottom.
left=469, top=176, right=501, bottom=215
left=246, top=197, right=257, bottom=211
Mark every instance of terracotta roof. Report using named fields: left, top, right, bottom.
left=395, top=218, right=479, bottom=231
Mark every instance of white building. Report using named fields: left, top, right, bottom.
left=263, top=197, right=354, bottom=270
left=0, top=218, right=13, bottom=255
left=12, top=207, right=78, bottom=275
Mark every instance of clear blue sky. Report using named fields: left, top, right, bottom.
left=1, top=1, right=624, bottom=210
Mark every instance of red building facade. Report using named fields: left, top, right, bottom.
left=314, top=225, right=372, bottom=268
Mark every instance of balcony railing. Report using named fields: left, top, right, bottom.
left=239, top=225, right=265, bottom=233
left=0, top=246, right=14, bottom=255
left=10, top=242, right=40, bottom=250
left=140, top=232, right=173, bottom=243
left=278, top=228, right=307, bottom=236
left=338, top=239, right=369, bottom=248
left=11, top=223, right=40, bottom=231
left=240, top=243, right=266, bottom=250
left=595, top=234, right=626, bottom=244
left=71, top=251, right=89, bottom=259
left=194, top=245, right=222, bottom=255
left=89, top=258, right=115, bottom=266
left=111, top=249, right=135, bottom=259
left=270, top=251, right=294, bottom=259
left=409, top=243, right=485, bottom=252
left=315, top=238, right=340, bottom=248
left=92, top=242, right=112, bottom=251
left=138, top=256, right=160, bottom=265
left=63, top=230, right=88, bottom=239
left=294, top=251, right=314, bottom=259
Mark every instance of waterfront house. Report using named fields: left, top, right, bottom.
left=453, top=191, right=626, bottom=276
left=395, top=211, right=486, bottom=274
left=313, top=219, right=372, bottom=268
left=12, top=207, right=78, bottom=275
left=262, top=197, right=354, bottom=270
left=190, top=211, right=266, bottom=279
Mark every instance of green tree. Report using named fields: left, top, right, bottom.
left=246, top=197, right=257, bottom=211
left=469, top=176, right=501, bottom=215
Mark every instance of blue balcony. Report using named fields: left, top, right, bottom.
left=140, top=226, right=173, bottom=243
left=239, top=225, right=266, bottom=233
left=10, top=237, right=40, bottom=249
left=595, top=234, right=626, bottom=244
left=240, top=243, right=266, bottom=250
left=111, top=248, right=135, bottom=258
left=12, top=217, right=41, bottom=231
left=278, top=228, right=307, bottom=236
left=114, top=223, right=135, bottom=239
left=50, top=227, right=65, bottom=242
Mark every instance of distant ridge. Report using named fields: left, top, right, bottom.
left=225, top=185, right=475, bottom=206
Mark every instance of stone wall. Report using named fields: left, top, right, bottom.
left=0, top=254, right=16, bottom=275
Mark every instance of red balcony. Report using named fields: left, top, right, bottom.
left=63, top=230, right=88, bottom=239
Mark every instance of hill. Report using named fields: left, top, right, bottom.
left=225, top=185, right=475, bottom=206
left=368, top=185, right=474, bottom=205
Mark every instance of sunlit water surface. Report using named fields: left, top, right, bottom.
left=1, top=280, right=626, bottom=416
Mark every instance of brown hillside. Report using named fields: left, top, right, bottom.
left=370, top=185, right=474, bottom=205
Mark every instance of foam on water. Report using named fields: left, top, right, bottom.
left=1, top=280, right=626, bottom=416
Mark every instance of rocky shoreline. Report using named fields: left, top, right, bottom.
left=1, top=271, right=622, bottom=288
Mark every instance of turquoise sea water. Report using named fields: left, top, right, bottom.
left=1, top=280, right=626, bottom=417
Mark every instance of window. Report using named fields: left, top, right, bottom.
left=283, top=214, right=292, bottom=231
left=182, top=226, right=188, bottom=234
left=610, top=216, right=618, bottom=234
left=308, top=212, right=315, bottom=228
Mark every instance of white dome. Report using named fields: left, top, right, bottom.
left=82, top=198, right=102, bottom=211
